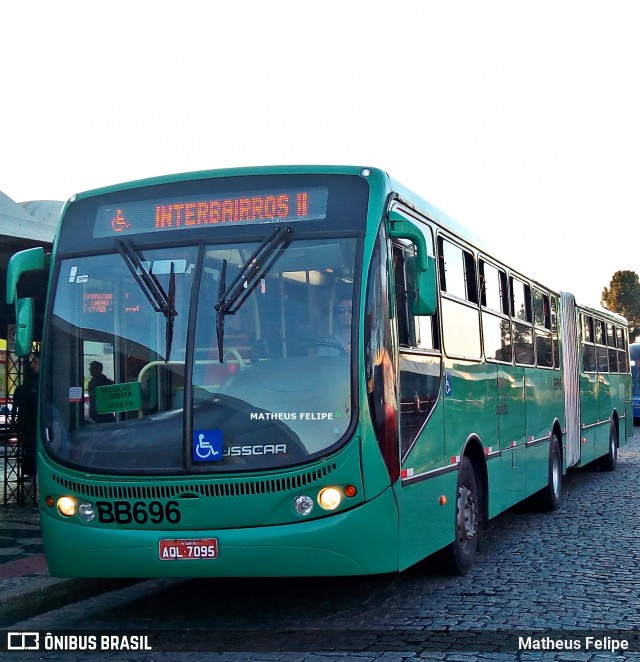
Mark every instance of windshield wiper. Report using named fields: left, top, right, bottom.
left=116, top=238, right=178, bottom=361
left=214, top=225, right=293, bottom=362
left=165, top=263, right=176, bottom=362
left=215, top=258, right=228, bottom=365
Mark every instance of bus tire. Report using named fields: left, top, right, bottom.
left=538, top=433, right=562, bottom=511
left=598, top=422, right=618, bottom=472
left=441, top=456, right=479, bottom=575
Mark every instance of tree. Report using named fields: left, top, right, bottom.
left=601, top=270, right=640, bottom=339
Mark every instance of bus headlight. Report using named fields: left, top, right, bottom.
left=318, top=487, right=342, bottom=511
left=293, top=494, right=314, bottom=516
left=57, top=496, right=76, bottom=517
left=78, top=502, right=96, bottom=522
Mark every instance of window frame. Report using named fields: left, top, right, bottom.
left=438, top=234, right=481, bottom=361
left=479, top=257, right=512, bottom=365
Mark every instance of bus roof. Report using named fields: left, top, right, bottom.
left=69, top=165, right=379, bottom=201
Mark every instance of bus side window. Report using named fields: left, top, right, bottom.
left=533, top=288, right=553, bottom=368
left=393, top=241, right=439, bottom=351
left=617, top=327, right=629, bottom=373
left=607, top=323, right=619, bottom=373
left=439, top=238, right=481, bottom=359
left=365, top=226, right=399, bottom=480
left=551, top=296, right=560, bottom=368
left=511, top=277, right=534, bottom=365
left=438, top=238, right=478, bottom=303
left=394, top=234, right=442, bottom=458
left=480, top=259, right=512, bottom=363
left=582, top=314, right=597, bottom=372
left=393, top=242, right=417, bottom=348
left=594, top=319, right=608, bottom=373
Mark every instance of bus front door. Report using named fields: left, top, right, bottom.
left=494, top=366, right=527, bottom=512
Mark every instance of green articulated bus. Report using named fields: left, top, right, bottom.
left=6, top=166, right=632, bottom=577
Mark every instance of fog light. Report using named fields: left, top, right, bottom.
left=78, top=502, right=96, bottom=522
left=294, top=494, right=314, bottom=516
left=57, top=496, right=76, bottom=517
left=318, top=487, right=341, bottom=511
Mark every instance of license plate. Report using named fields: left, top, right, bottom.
left=159, top=538, right=218, bottom=560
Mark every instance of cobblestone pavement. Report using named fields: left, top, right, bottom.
left=0, top=503, right=40, bottom=564
left=5, top=432, right=640, bottom=661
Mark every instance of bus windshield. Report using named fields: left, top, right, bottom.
left=44, top=236, right=357, bottom=474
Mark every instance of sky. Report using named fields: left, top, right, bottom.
left=2, top=0, right=639, bottom=306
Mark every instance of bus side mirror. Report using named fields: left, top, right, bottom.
left=6, top=247, right=50, bottom=358
left=388, top=215, right=437, bottom=316
left=6, top=247, right=48, bottom=305
left=411, top=254, right=437, bottom=316
left=14, top=298, right=34, bottom=357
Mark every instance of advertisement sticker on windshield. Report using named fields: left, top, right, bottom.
left=95, top=381, right=142, bottom=415
left=68, top=386, right=83, bottom=402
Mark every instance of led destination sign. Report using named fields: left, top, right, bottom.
left=93, top=187, right=329, bottom=238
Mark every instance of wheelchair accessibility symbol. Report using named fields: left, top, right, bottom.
left=192, top=430, right=223, bottom=462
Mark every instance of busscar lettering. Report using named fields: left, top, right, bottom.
left=155, top=194, right=293, bottom=228
left=223, top=444, right=287, bottom=456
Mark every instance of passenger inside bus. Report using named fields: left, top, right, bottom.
left=87, top=361, right=115, bottom=424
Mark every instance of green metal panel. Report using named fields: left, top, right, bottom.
left=580, top=372, right=599, bottom=465
left=596, top=372, right=612, bottom=457
left=38, top=437, right=367, bottom=531
left=524, top=368, right=559, bottom=496
left=442, top=359, right=498, bottom=460
left=492, top=365, right=526, bottom=512
left=395, top=467, right=457, bottom=571
left=487, top=453, right=522, bottom=519
left=40, top=481, right=400, bottom=578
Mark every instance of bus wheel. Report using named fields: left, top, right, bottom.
left=538, top=433, right=562, bottom=511
left=443, top=456, right=479, bottom=574
left=598, top=423, right=618, bottom=471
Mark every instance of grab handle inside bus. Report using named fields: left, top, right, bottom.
left=387, top=213, right=436, bottom=316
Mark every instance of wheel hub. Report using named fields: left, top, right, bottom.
left=457, top=485, right=477, bottom=542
